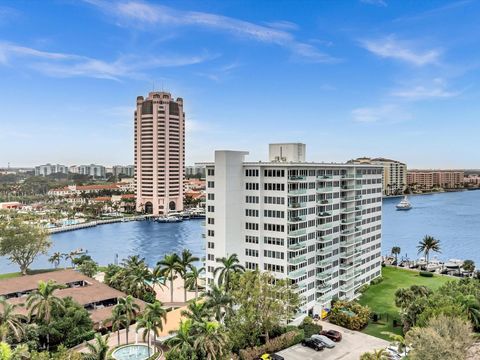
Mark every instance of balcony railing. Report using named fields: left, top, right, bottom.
left=317, top=222, right=334, bottom=230
left=318, top=245, right=333, bottom=256
left=288, top=268, right=306, bottom=279
left=288, top=188, right=307, bottom=195
left=288, top=241, right=307, bottom=251
left=339, top=262, right=354, bottom=271
left=289, top=228, right=307, bottom=237
left=288, top=255, right=307, bottom=265
left=318, top=211, right=332, bottom=218
left=317, top=187, right=334, bottom=193
left=288, top=202, right=307, bottom=209
left=289, top=175, right=307, bottom=181
left=316, top=269, right=332, bottom=280
left=288, top=215, right=306, bottom=223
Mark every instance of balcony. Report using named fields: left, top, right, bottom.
left=317, top=235, right=333, bottom=244
left=341, top=196, right=356, bottom=202
left=317, top=187, right=334, bottom=194
left=340, top=250, right=355, bottom=258
left=339, top=272, right=354, bottom=281
left=316, top=269, right=332, bottom=280
left=318, top=245, right=333, bottom=256
left=318, top=293, right=333, bottom=304
left=317, top=199, right=333, bottom=205
left=341, top=218, right=356, bottom=225
left=317, top=258, right=333, bottom=268
left=340, top=238, right=356, bottom=246
left=341, top=174, right=356, bottom=179
left=355, top=184, right=363, bottom=190
left=288, top=215, right=306, bottom=223
left=318, top=211, right=332, bottom=218
left=288, top=268, right=306, bottom=279
left=341, top=228, right=356, bottom=236
left=317, top=175, right=333, bottom=180
left=318, top=283, right=332, bottom=293
left=288, top=241, right=307, bottom=251
left=289, top=228, right=306, bottom=237
left=288, top=255, right=307, bottom=265
left=288, top=188, right=307, bottom=195
left=317, top=222, right=334, bottom=231
left=340, top=262, right=354, bottom=271
left=355, top=257, right=363, bottom=265
left=289, top=175, right=307, bottom=181
left=288, top=202, right=307, bottom=209
left=341, top=207, right=356, bottom=214
left=340, top=282, right=355, bottom=293
left=355, top=237, right=363, bottom=245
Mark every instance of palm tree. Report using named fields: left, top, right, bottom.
left=391, top=247, right=401, bottom=265
left=26, top=280, right=65, bottom=349
left=185, top=266, right=204, bottom=300
left=84, top=333, right=110, bottom=360
left=155, top=253, right=181, bottom=303
left=214, top=254, right=244, bottom=291
left=360, top=348, right=388, bottom=360
left=205, top=285, right=232, bottom=323
left=164, top=319, right=195, bottom=357
left=136, top=317, right=154, bottom=356
left=417, top=235, right=441, bottom=265
left=178, top=250, right=199, bottom=302
left=105, top=307, right=127, bottom=346
left=115, top=295, right=140, bottom=344
left=181, top=301, right=211, bottom=323
left=459, top=294, right=480, bottom=330
left=143, top=301, right=167, bottom=348
left=48, top=252, right=62, bottom=269
left=193, top=321, right=228, bottom=360
left=0, top=297, right=27, bottom=342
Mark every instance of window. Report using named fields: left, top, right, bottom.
left=207, top=242, right=215, bottom=249
left=207, top=229, right=215, bottom=236
left=264, top=223, right=285, bottom=232
left=245, top=209, right=259, bottom=217
left=264, top=250, right=284, bottom=259
left=264, top=263, right=284, bottom=273
left=207, top=254, right=215, bottom=261
left=246, top=262, right=258, bottom=270
left=264, top=236, right=284, bottom=246
left=245, top=169, right=259, bottom=176
left=264, top=183, right=285, bottom=191
left=207, top=168, right=215, bottom=176
left=207, top=217, right=215, bottom=224
left=207, top=193, right=214, bottom=200
left=264, top=209, right=284, bottom=218
left=246, top=196, right=259, bottom=204
left=245, top=248, right=259, bottom=257
left=246, top=235, right=259, bottom=244
left=246, top=183, right=259, bottom=190
left=207, top=181, right=215, bottom=188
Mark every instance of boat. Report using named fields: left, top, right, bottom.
left=155, top=216, right=183, bottom=223
left=396, top=196, right=412, bottom=210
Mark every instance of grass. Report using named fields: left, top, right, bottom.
left=0, top=268, right=60, bottom=280
left=358, top=266, right=456, bottom=340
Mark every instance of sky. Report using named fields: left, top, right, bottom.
left=0, top=0, right=479, bottom=169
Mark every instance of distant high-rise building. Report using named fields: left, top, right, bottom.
left=348, top=157, right=407, bottom=196
left=112, top=165, right=135, bottom=178
left=186, top=165, right=206, bottom=178
left=35, top=164, right=68, bottom=176
left=135, top=92, right=185, bottom=215
left=203, top=143, right=383, bottom=319
left=75, top=164, right=106, bottom=178
left=407, top=170, right=464, bottom=190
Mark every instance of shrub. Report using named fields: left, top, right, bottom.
left=238, top=329, right=304, bottom=360
left=301, top=316, right=314, bottom=325
left=329, top=301, right=371, bottom=330
left=370, top=276, right=384, bottom=285
left=298, top=323, right=322, bottom=338
left=419, top=271, right=433, bottom=277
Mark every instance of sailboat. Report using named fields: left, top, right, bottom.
left=396, top=196, right=412, bottom=210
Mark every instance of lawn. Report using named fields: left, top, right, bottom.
left=358, top=266, right=456, bottom=339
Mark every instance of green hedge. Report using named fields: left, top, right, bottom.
left=419, top=271, right=434, bottom=277
left=238, top=329, right=304, bottom=360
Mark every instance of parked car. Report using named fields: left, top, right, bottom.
left=301, top=338, right=325, bottom=351
left=311, top=334, right=336, bottom=348
left=320, top=329, right=342, bottom=342
left=258, top=353, right=285, bottom=360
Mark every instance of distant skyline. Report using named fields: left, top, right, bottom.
left=1, top=0, right=479, bottom=168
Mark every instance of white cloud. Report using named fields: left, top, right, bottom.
left=392, top=78, right=459, bottom=100
left=352, top=104, right=411, bottom=123
left=360, top=36, right=441, bottom=66
left=360, top=0, right=387, bottom=7
left=0, top=41, right=215, bottom=80
left=85, top=0, right=337, bottom=63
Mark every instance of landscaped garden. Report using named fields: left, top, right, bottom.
left=358, top=266, right=455, bottom=339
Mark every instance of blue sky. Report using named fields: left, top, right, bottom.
left=0, top=0, right=479, bottom=168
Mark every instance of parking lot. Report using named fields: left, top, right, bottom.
left=276, top=322, right=389, bottom=360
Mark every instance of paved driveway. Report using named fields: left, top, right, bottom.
left=276, top=322, right=389, bottom=360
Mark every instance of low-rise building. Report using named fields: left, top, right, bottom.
left=48, top=183, right=129, bottom=197
left=0, top=269, right=145, bottom=329
left=407, top=170, right=464, bottom=190
left=0, top=201, right=22, bottom=210
left=465, top=174, right=480, bottom=186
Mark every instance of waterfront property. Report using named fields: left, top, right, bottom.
left=348, top=157, right=407, bottom=196
left=407, top=169, right=464, bottom=190
left=135, top=91, right=185, bottom=216
left=0, top=269, right=145, bottom=329
left=358, top=266, right=454, bottom=339
left=203, top=143, right=384, bottom=318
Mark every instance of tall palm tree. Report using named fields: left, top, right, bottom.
left=84, top=333, right=110, bottom=360
left=115, top=295, right=140, bottom=344
left=155, top=253, right=181, bottom=303
left=178, top=250, right=199, bottom=302
left=417, top=235, right=441, bottom=265
left=26, top=280, right=65, bottom=349
left=0, top=297, right=27, bottom=342
left=48, top=252, right=62, bottom=269
left=214, top=254, right=245, bottom=291
left=136, top=317, right=154, bottom=356
left=193, top=321, right=228, bottom=360
left=105, top=307, right=127, bottom=346
left=143, top=301, right=167, bottom=348
left=164, top=319, right=195, bottom=357
left=205, top=285, right=232, bottom=323
left=185, top=266, right=204, bottom=300
left=391, top=247, right=401, bottom=265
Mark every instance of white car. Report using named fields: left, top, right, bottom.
left=310, top=335, right=335, bottom=348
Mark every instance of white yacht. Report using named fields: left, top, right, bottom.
left=396, top=196, right=412, bottom=210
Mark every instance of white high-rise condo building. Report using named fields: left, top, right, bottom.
left=35, top=164, right=68, bottom=176
left=203, top=143, right=383, bottom=319
left=135, top=92, right=185, bottom=215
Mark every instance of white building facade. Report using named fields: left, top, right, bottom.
left=35, top=164, right=68, bottom=176
left=204, top=144, right=383, bottom=318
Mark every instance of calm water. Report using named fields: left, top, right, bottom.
left=1, top=191, right=479, bottom=273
